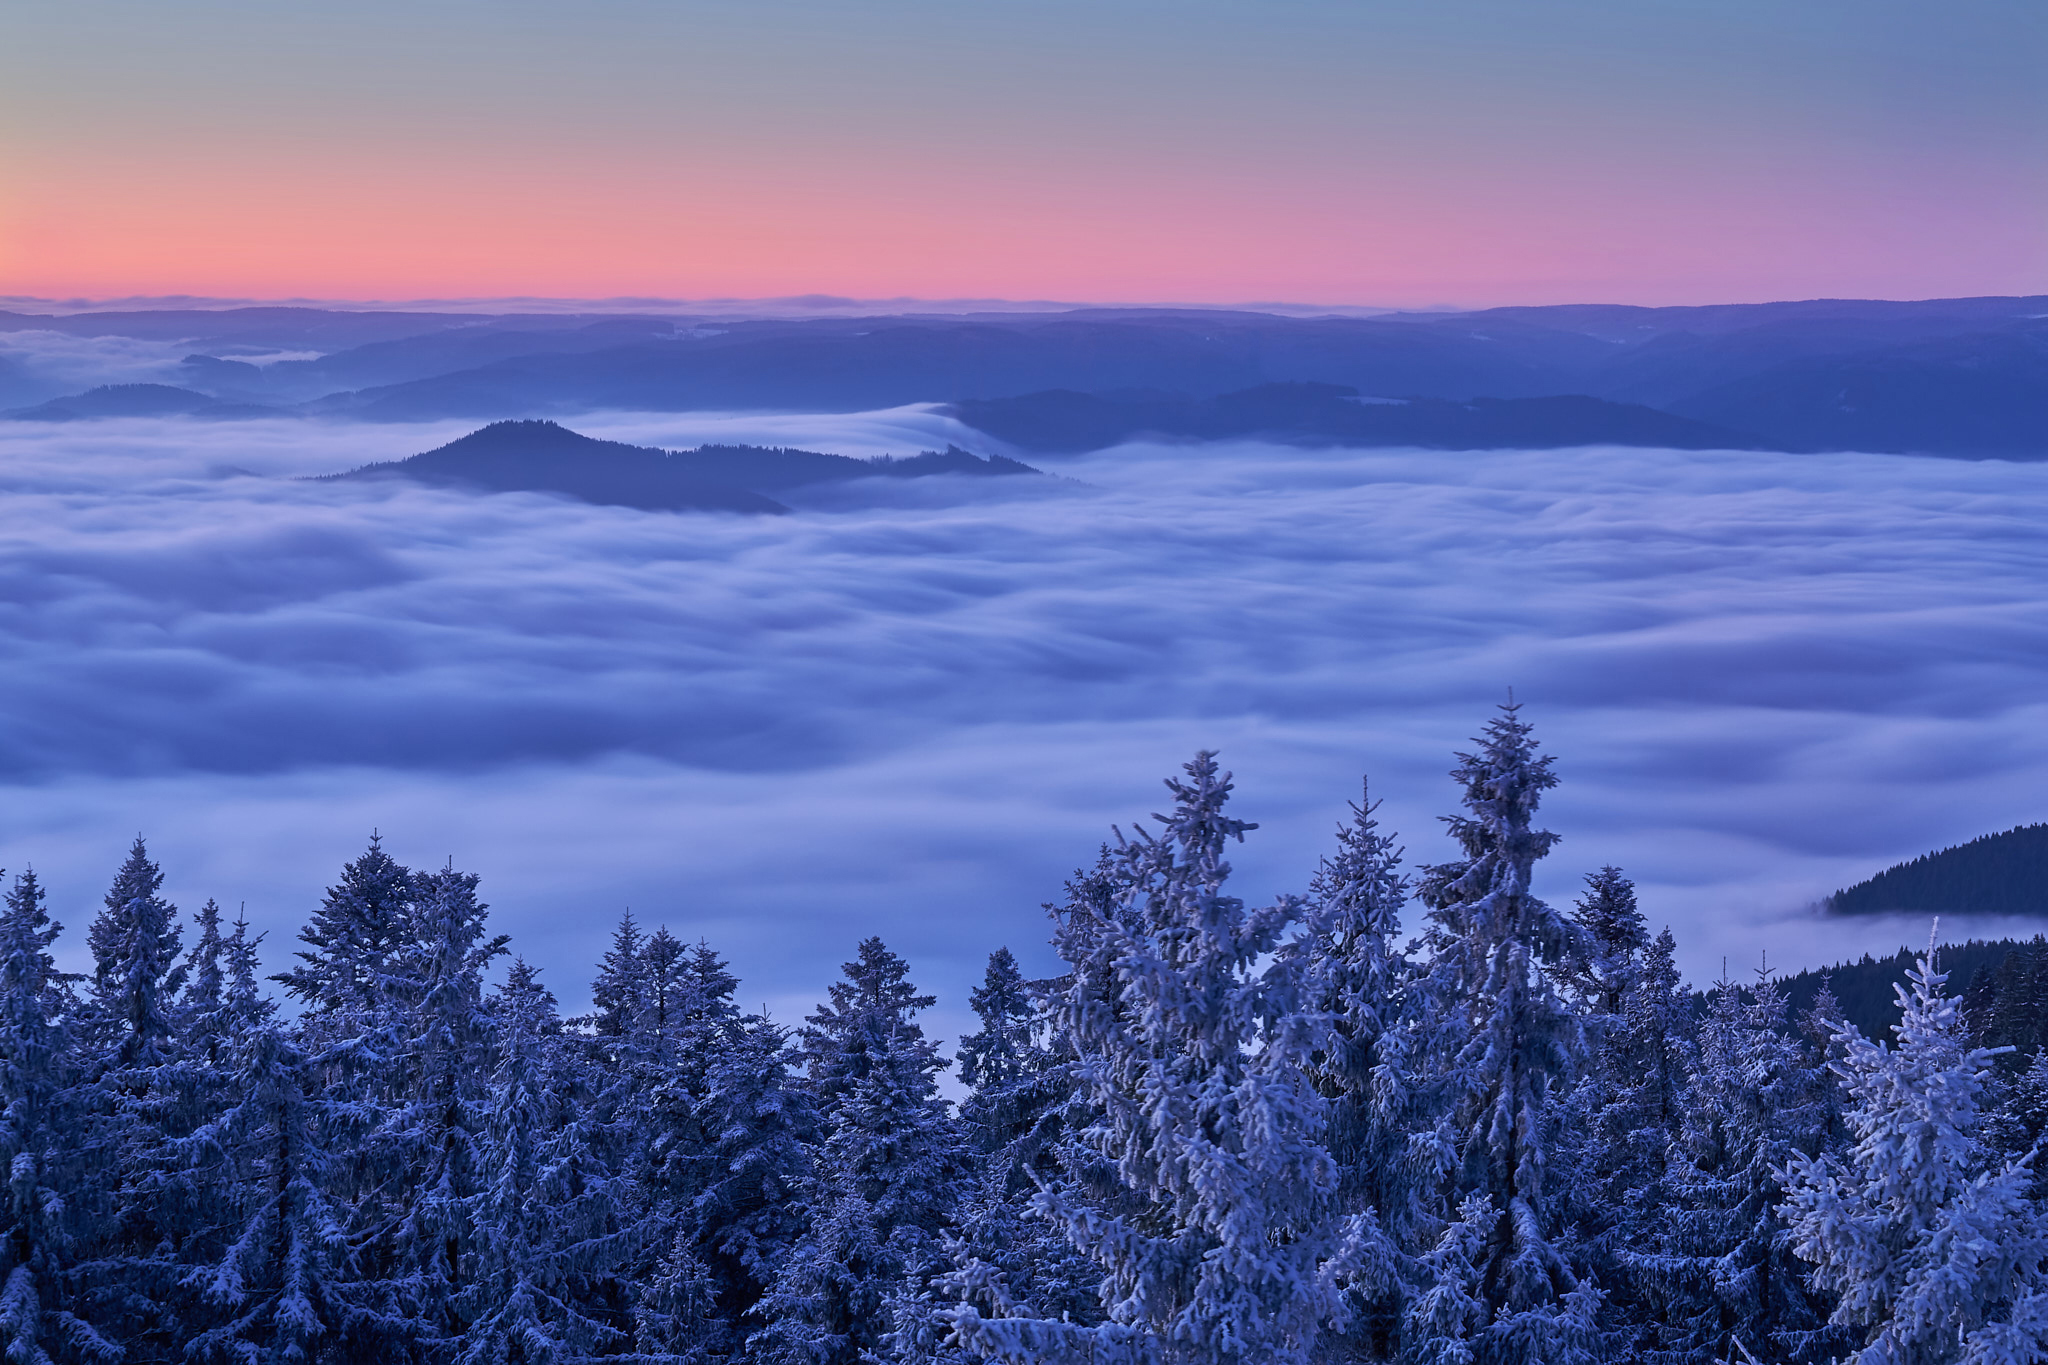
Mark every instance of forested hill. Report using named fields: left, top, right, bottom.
left=1825, top=822, right=2048, bottom=918
left=1770, top=935, right=2048, bottom=1054
left=321, top=418, right=1040, bottom=513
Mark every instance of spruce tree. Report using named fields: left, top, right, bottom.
left=276, top=835, right=415, bottom=1018
left=177, top=1021, right=359, bottom=1365
left=929, top=950, right=1098, bottom=1363
left=1406, top=705, right=1599, bottom=1365
left=460, top=972, right=632, bottom=1365
left=385, top=864, right=508, bottom=1353
left=757, top=938, right=965, bottom=1365
left=1781, top=945, right=2048, bottom=1364
left=953, top=754, right=1355, bottom=1365
left=0, top=872, right=115, bottom=1364
left=1652, top=968, right=1836, bottom=1365
left=639, top=1013, right=817, bottom=1363
left=1294, top=781, right=1417, bottom=1359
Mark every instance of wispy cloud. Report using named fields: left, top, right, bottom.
left=3, top=412, right=2044, bottom=1041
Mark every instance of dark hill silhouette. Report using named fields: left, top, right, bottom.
left=4, top=384, right=280, bottom=421
left=1825, top=824, right=2048, bottom=919
left=948, top=382, right=1766, bottom=453
left=321, top=419, right=1040, bottom=514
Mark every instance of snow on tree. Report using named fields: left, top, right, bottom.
left=0, top=871, right=117, bottom=1365
left=584, top=911, right=649, bottom=1055
left=1295, top=779, right=1416, bottom=1358
left=175, top=1020, right=361, bottom=1365
left=756, top=938, right=965, bottom=1365
left=83, top=835, right=187, bottom=1069
left=952, top=753, right=1357, bottom=1365
left=1780, top=942, right=2048, bottom=1365
left=924, top=949, right=1098, bottom=1364
left=383, top=863, right=510, bottom=1350
left=639, top=1012, right=818, bottom=1363
left=1646, top=966, right=1837, bottom=1365
left=459, top=967, right=633, bottom=1365
left=276, top=835, right=415, bottom=1018
left=1406, top=704, right=1600, bottom=1365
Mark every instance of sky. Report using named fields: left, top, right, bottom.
left=3, top=391, right=2046, bottom=1044
left=3, top=0, right=2043, bottom=307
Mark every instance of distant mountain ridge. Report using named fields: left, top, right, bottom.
left=322, top=419, right=1041, bottom=514
left=6, top=296, right=2045, bottom=457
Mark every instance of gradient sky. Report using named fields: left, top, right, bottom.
left=3, top=0, right=2042, bottom=307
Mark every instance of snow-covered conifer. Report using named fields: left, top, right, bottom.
left=1296, top=780, right=1415, bottom=1358
left=757, top=938, right=965, bottom=1365
left=1405, top=705, right=1600, bottom=1365
left=1781, top=945, right=2048, bottom=1364
left=276, top=835, right=415, bottom=1018
left=952, top=754, right=1355, bottom=1365
left=1649, top=967, right=1836, bottom=1365
left=460, top=971, right=632, bottom=1365
left=385, top=864, right=509, bottom=1350
left=177, top=1021, right=360, bottom=1364
left=0, top=872, right=115, bottom=1364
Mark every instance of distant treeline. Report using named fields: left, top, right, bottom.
left=1770, top=935, right=2048, bottom=1060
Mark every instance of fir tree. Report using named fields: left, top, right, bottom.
left=84, top=836, right=186, bottom=1069
left=385, top=864, right=509, bottom=1353
left=460, top=975, right=632, bottom=1365
left=1406, top=704, right=1599, bottom=1365
left=953, top=754, right=1355, bottom=1365
left=639, top=1014, right=817, bottom=1363
left=177, top=1022, right=360, bottom=1365
left=1781, top=944, right=2048, bottom=1364
left=1649, top=967, right=1836, bottom=1365
left=585, top=912, right=648, bottom=1052
left=276, top=836, right=415, bottom=1017
left=758, top=938, right=965, bottom=1365
left=928, top=950, right=1098, bottom=1364
left=1297, top=780, right=1416, bottom=1359
left=0, top=872, right=116, bottom=1365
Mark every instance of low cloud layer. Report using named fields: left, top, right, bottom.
left=3, top=410, right=2045, bottom=1040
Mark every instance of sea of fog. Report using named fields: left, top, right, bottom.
left=2, top=405, right=2045, bottom=1044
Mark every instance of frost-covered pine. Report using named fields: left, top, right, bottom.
left=1780, top=945, right=2048, bottom=1365
left=176, top=1019, right=361, bottom=1365
left=1296, top=780, right=1415, bottom=1357
left=0, top=871, right=114, bottom=1365
left=926, top=949, right=1098, bottom=1364
left=1649, top=967, right=1836, bottom=1365
left=276, top=834, right=415, bottom=1019
left=385, top=863, right=509, bottom=1350
left=756, top=938, right=965, bottom=1365
left=1407, top=705, right=1600, bottom=1365
left=640, top=1011, right=818, bottom=1363
left=952, top=753, right=1355, bottom=1365
left=83, top=836, right=187, bottom=1068
left=459, top=966, right=632, bottom=1365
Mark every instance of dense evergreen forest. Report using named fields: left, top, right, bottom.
left=1826, top=824, right=2048, bottom=919
left=3, top=706, right=2044, bottom=1364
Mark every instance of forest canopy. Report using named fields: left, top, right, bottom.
left=0, top=705, right=2043, bottom=1365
